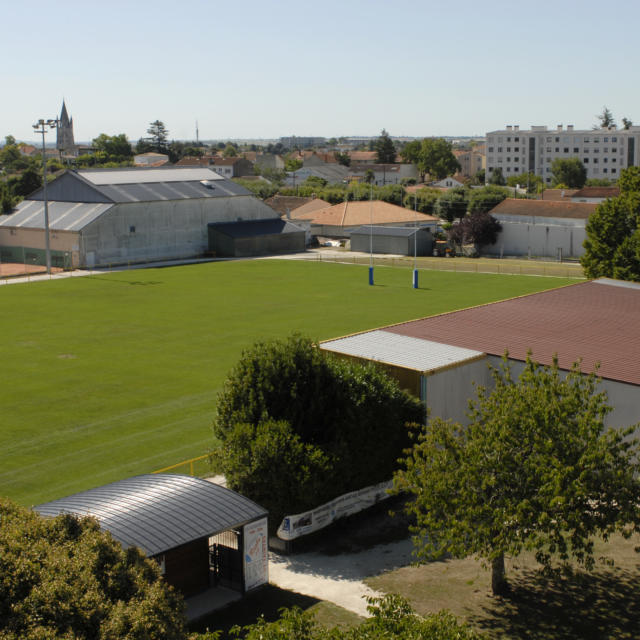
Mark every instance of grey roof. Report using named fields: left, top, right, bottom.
left=35, top=474, right=268, bottom=557
left=208, top=218, right=305, bottom=239
left=0, top=199, right=113, bottom=231
left=350, top=225, right=423, bottom=237
left=29, top=169, right=252, bottom=204
left=321, top=329, right=485, bottom=373
left=78, top=168, right=226, bottom=185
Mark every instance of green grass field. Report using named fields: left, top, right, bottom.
left=0, top=259, right=578, bottom=506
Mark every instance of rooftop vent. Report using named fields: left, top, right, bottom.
left=200, top=180, right=215, bottom=189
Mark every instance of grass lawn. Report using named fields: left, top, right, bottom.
left=0, top=259, right=578, bottom=506
left=366, top=533, right=640, bottom=639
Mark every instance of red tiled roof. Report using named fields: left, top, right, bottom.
left=289, top=199, right=332, bottom=216
left=385, top=279, right=640, bottom=385
left=540, top=188, right=577, bottom=201
left=490, top=198, right=597, bottom=219
left=572, top=186, right=620, bottom=199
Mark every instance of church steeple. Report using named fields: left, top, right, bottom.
left=56, top=100, right=76, bottom=156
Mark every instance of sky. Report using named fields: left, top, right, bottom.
left=3, top=0, right=640, bottom=143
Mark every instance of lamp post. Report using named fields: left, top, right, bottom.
left=368, top=181, right=374, bottom=285
left=413, top=191, right=418, bottom=289
left=32, top=118, right=59, bottom=274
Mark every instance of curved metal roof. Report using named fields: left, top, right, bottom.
left=35, top=474, right=267, bottom=557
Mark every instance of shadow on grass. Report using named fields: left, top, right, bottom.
left=471, top=567, right=640, bottom=639
left=189, top=584, right=320, bottom=638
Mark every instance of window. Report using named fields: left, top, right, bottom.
left=604, top=148, right=608, bottom=153
left=604, top=157, right=608, bottom=163
left=507, top=137, right=511, bottom=141
left=612, top=157, right=617, bottom=163
left=573, top=147, right=579, bottom=153
left=593, top=158, right=598, bottom=163
left=514, top=146, right=519, bottom=152
left=564, top=148, right=569, bottom=153
left=507, top=147, right=511, bottom=152
left=488, top=136, right=494, bottom=142
left=507, top=167, right=511, bottom=172
left=612, top=168, right=617, bottom=173
left=594, top=148, right=599, bottom=153
left=506, top=157, right=511, bottom=162
left=488, top=146, right=494, bottom=152
left=546, top=147, right=552, bottom=152
left=545, top=158, right=551, bottom=163
left=546, top=167, right=550, bottom=173
left=129, top=226, right=136, bottom=233
left=555, top=147, right=559, bottom=152
left=604, top=137, right=609, bottom=142
left=515, top=137, right=519, bottom=141
left=498, top=147, right=503, bottom=152
left=546, top=136, right=552, bottom=142
left=612, top=147, right=617, bottom=153
left=603, top=168, right=608, bottom=173
left=593, top=137, right=599, bottom=143
left=583, top=158, right=589, bottom=163
left=555, top=137, right=560, bottom=142
left=612, top=136, right=617, bottom=142
left=584, top=137, right=590, bottom=143
left=498, top=137, right=503, bottom=142
left=584, top=148, right=589, bottom=153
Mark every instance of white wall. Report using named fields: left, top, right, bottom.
left=485, top=215, right=586, bottom=259
left=80, top=195, right=276, bottom=266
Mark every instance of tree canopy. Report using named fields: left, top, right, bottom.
left=401, top=138, right=460, bottom=181
left=551, top=157, right=587, bottom=188
left=232, top=594, right=483, bottom=640
left=146, top=120, right=169, bottom=152
left=435, top=186, right=468, bottom=222
left=92, top=133, right=133, bottom=161
left=374, top=129, right=397, bottom=164
left=448, top=210, right=502, bottom=249
left=581, top=166, right=640, bottom=280
left=0, top=498, right=187, bottom=639
left=393, top=355, right=640, bottom=595
left=213, top=334, right=424, bottom=528
left=596, top=106, right=615, bottom=129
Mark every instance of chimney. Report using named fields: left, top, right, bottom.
left=506, top=125, right=513, bottom=131
left=514, top=125, right=519, bottom=132
left=567, top=125, right=574, bottom=131
left=557, top=124, right=563, bottom=132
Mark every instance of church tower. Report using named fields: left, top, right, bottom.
left=56, top=100, right=76, bottom=157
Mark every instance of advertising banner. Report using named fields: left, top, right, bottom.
left=277, top=479, right=393, bottom=541
left=243, top=517, right=268, bottom=591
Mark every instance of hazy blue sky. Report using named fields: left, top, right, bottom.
left=3, top=0, right=639, bottom=142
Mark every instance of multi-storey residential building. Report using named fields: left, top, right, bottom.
left=485, top=124, right=640, bottom=184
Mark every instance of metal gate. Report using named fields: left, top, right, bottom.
left=209, top=529, right=243, bottom=591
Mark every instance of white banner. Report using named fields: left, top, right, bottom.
left=277, top=479, right=393, bottom=541
left=243, top=517, right=268, bottom=591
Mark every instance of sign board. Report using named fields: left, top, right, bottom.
left=243, top=517, right=268, bottom=591
left=277, top=479, right=393, bottom=541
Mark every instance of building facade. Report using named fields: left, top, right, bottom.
left=486, top=124, right=640, bottom=184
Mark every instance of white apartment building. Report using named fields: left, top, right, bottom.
left=485, top=124, right=640, bottom=184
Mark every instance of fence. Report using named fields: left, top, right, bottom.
left=152, top=453, right=213, bottom=477
left=313, top=251, right=585, bottom=279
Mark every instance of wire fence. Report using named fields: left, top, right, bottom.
left=312, top=251, right=585, bottom=279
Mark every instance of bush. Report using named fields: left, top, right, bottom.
left=214, top=335, right=424, bottom=527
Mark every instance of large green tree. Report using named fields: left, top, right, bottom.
left=596, top=106, right=615, bottom=129
left=551, top=157, right=587, bottom=188
left=394, top=355, right=640, bottom=595
left=214, top=334, right=424, bottom=528
left=92, top=133, right=133, bottom=161
left=435, top=186, right=468, bottom=222
left=146, top=120, right=169, bottom=152
left=506, top=171, right=543, bottom=193
left=402, top=138, right=460, bottom=181
left=467, top=185, right=509, bottom=214
left=375, top=129, right=397, bottom=164
left=0, top=498, right=187, bottom=639
left=581, top=166, right=640, bottom=280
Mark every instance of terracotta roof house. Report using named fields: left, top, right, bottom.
left=571, top=186, right=620, bottom=202
left=264, top=195, right=314, bottom=217
left=485, top=198, right=597, bottom=259
left=540, top=188, right=578, bottom=200
left=321, top=278, right=640, bottom=430
left=290, top=200, right=438, bottom=237
left=288, top=199, right=332, bottom=217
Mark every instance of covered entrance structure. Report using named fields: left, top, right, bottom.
left=36, top=474, right=268, bottom=613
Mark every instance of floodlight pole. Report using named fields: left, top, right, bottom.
left=413, top=191, right=418, bottom=289
left=32, top=117, right=59, bottom=274
left=368, top=181, right=374, bottom=285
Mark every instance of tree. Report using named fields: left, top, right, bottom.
left=467, top=185, right=509, bottom=214
left=92, top=133, right=133, bottom=160
left=581, top=192, right=640, bottom=279
left=334, top=150, right=351, bottom=167
left=402, top=138, right=460, bottom=182
left=146, top=120, right=169, bottom=152
left=375, top=129, right=396, bottom=164
left=618, top=165, right=640, bottom=193
left=284, top=156, right=303, bottom=172
left=436, top=186, right=468, bottom=222
left=506, top=171, right=543, bottom=194
left=12, top=167, right=42, bottom=196
left=403, top=187, right=440, bottom=214
left=232, top=594, right=482, bottom=639
left=394, top=355, right=640, bottom=595
left=488, top=167, right=506, bottom=185
left=0, top=180, right=16, bottom=213
left=0, top=498, right=187, bottom=639
left=596, top=106, right=615, bottom=129
left=364, top=168, right=375, bottom=184
left=213, top=334, right=424, bottom=528
left=622, top=117, right=633, bottom=130
left=448, top=211, right=502, bottom=250
left=304, top=175, right=328, bottom=188
left=223, top=143, right=238, bottom=158
left=551, top=157, right=587, bottom=188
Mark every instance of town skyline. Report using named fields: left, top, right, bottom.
left=3, top=0, right=640, bottom=142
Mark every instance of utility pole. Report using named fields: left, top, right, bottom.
left=32, top=117, right=59, bottom=274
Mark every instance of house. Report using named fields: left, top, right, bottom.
left=430, top=175, right=465, bottom=189
left=134, top=152, right=170, bottom=167
left=349, top=225, right=433, bottom=256
left=486, top=123, right=640, bottom=184
left=348, top=151, right=378, bottom=164
left=453, top=146, right=486, bottom=178
left=320, top=278, right=640, bottom=430
left=285, top=164, right=350, bottom=187
left=349, top=163, right=418, bottom=186
left=289, top=200, right=438, bottom=238
left=485, top=198, right=597, bottom=259
left=287, top=198, right=331, bottom=218
left=571, top=186, right=620, bottom=203
left=0, top=167, right=280, bottom=268
left=210, top=157, right=254, bottom=178
left=36, top=474, right=268, bottom=619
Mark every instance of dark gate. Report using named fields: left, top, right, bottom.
left=210, top=529, right=243, bottom=591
